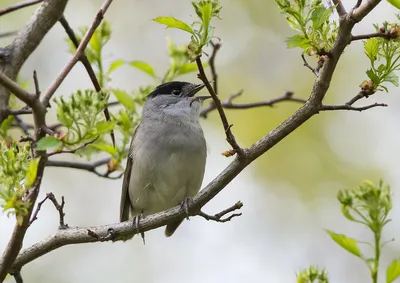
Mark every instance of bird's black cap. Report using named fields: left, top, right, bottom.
left=148, top=81, right=205, bottom=98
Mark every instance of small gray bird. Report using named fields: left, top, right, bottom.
left=120, top=81, right=209, bottom=237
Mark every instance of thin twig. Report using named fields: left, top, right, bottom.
left=196, top=57, right=245, bottom=158
left=0, top=73, right=35, bottom=106
left=0, top=31, right=18, bottom=38
left=345, top=91, right=368, bottom=106
left=0, top=0, right=43, bottom=16
left=46, top=193, right=68, bottom=229
left=47, top=137, right=99, bottom=157
left=200, top=90, right=306, bottom=118
left=351, top=32, right=397, bottom=41
left=209, top=41, right=221, bottom=95
left=29, top=194, right=51, bottom=225
left=59, top=15, right=116, bottom=147
left=301, top=54, right=320, bottom=77
left=14, top=116, right=30, bottom=136
left=41, top=0, right=114, bottom=108
left=320, top=102, right=387, bottom=112
left=33, top=70, right=40, bottom=97
left=46, top=158, right=124, bottom=179
left=198, top=201, right=243, bottom=223
left=354, top=0, right=362, bottom=8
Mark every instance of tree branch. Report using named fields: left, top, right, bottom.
left=351, top=31, right=398, bottom=41
left=200, top=90, right=306, bottom=118
left=332, top=0, right=347, bottom=16
left=198, top=201, right=243, bottom=222
left=0, top=0, right=68, bottom=123
left=4, top=0, right=384, bottom=277
left=0, top=0, right=43, bottom=17
left=41, top=0, right=114, bottom=107
left=320, top=102, right=387, bottom=112
left=196, top=57, right=245, bottom=158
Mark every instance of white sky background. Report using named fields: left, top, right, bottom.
left=1, top=0, right=400, bottom=282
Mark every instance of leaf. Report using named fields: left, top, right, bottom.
left=311, top=6, right=332, bottom=30
left=201, top=3, right=213, bottom=34
left=285, top=35, right=310, bottom=48
left=95, top=121, right=115, bottom=134
left=112, top=89, right=135, bottom=111
left=129, top=61, right=156, bottom=78
left=364, top=38, right=380, bottom=62
left=325, top=230, right=362, bottom=257
left=90, top=143, right=117, bottom=156
left=387, top=259, right=400, bottom=283
left=366, top=69, right=380, bottom=84
left=384, top=72, right=399, bottom=87
left=36, top=136, right=63, bottom=151
left=153, top=17, right=194, bottom=34
left=178, top=62, right=208, bottom=75
left=25, top=157, right=40, bottom=189
left=107, top=59, right=125, bottom=74
left=387, top=0, right=400, bottom=9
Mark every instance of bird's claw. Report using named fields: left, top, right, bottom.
left=180, top=197, right=191, bottom=220
left=132, top=210, right=146, bottom=245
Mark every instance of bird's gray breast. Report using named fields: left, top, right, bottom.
left=128, top=111, right=207, bottom=216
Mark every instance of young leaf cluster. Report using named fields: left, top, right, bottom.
left=361, top=21, right=400, bottom=94
left=296, top=266, right=329, bottom=283
left=153, top=0, right=222, bottom=61
left=0, top=142, right=39, bottom=224
left=325, top=180, right=399, bottom=283
left=275, top=0, right=338, bottom=56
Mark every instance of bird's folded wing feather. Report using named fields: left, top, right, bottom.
left=119, top=124, right=140, bottom=222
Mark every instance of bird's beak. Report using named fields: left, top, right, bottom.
left=187, top=83, right=207, bottom=97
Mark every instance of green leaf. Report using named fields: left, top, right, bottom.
left=95, top=121, right=115, bottom=134
left=311, top=6, right=332, bottom=30
left=129, top=61, right=156, bottom=78
left=90, top=143, right=117, bottom=156
left=107, top=59, right=125, bottom=74
left=178, top=62, right=208, bottom=75
left=201, top=3, right=213, bottom=34
left=153, top=17, right=194, bottom=34
left=364, top=38, right=380, bottom=62
left=387, top=259, right=400, bottom=283
left=111, top=89, right=135, bottom=110
left=285, top=35, right=310, bottom=48
left=387, top=0, right=400, bottom=9
left=366, top=69, right=380, bottom=84
left=36, top=136, right=63, bottom=151
left=384, top=72, right=399, bottom=87
left=325, top=230, right=362, bottom=257
left=25, top=157, right=40, bottom=189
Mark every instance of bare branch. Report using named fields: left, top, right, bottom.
left=0, top=73, right=35, bottom=106
left=46, top=157, right=124, bottom=180
left=332, top=0, right=347, bottom=16
left=320, top=102, right=387, bottom=112
left=351, top=31, right=398, bottom=41
left=41, top=0, right=114, bottom=107
left=354, top=0, right=362, bottom=8
left=0, top=0, right=68, bottom=124
left=0, top=31, right=18, bottom=38
left=47, top=137, right=99, bottom=157
left=209, top=40, right=221, bottom=95
left=198, top=201, right=243, bottom=223
left=0, top=0, right=43, bottom=17
left=200, top=90, right=306, bottom=118
left=301, top=54, right=320, bottom=77
left=29, top=194, right=51, bottom=225
left=196, top=57, right=245, bottom=158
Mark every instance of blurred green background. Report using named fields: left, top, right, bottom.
left=1, top=0, right=400, bottom=282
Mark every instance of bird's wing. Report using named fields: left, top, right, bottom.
left=119, top=124, right=140, bottom=222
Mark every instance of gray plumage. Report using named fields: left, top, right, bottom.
left=120, top=81, right=208, bottom=237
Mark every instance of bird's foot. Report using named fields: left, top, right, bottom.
left=180, top=197, right=192, bottom=220
left=132, top=210, right=145, bottom=245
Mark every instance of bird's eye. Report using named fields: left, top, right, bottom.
left=171, top=90, right=181, bottom=96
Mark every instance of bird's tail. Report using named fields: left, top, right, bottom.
left=165, top=219, right=184, bottom=237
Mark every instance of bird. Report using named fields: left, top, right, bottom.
left=119, top=81, right=210, bottom=237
